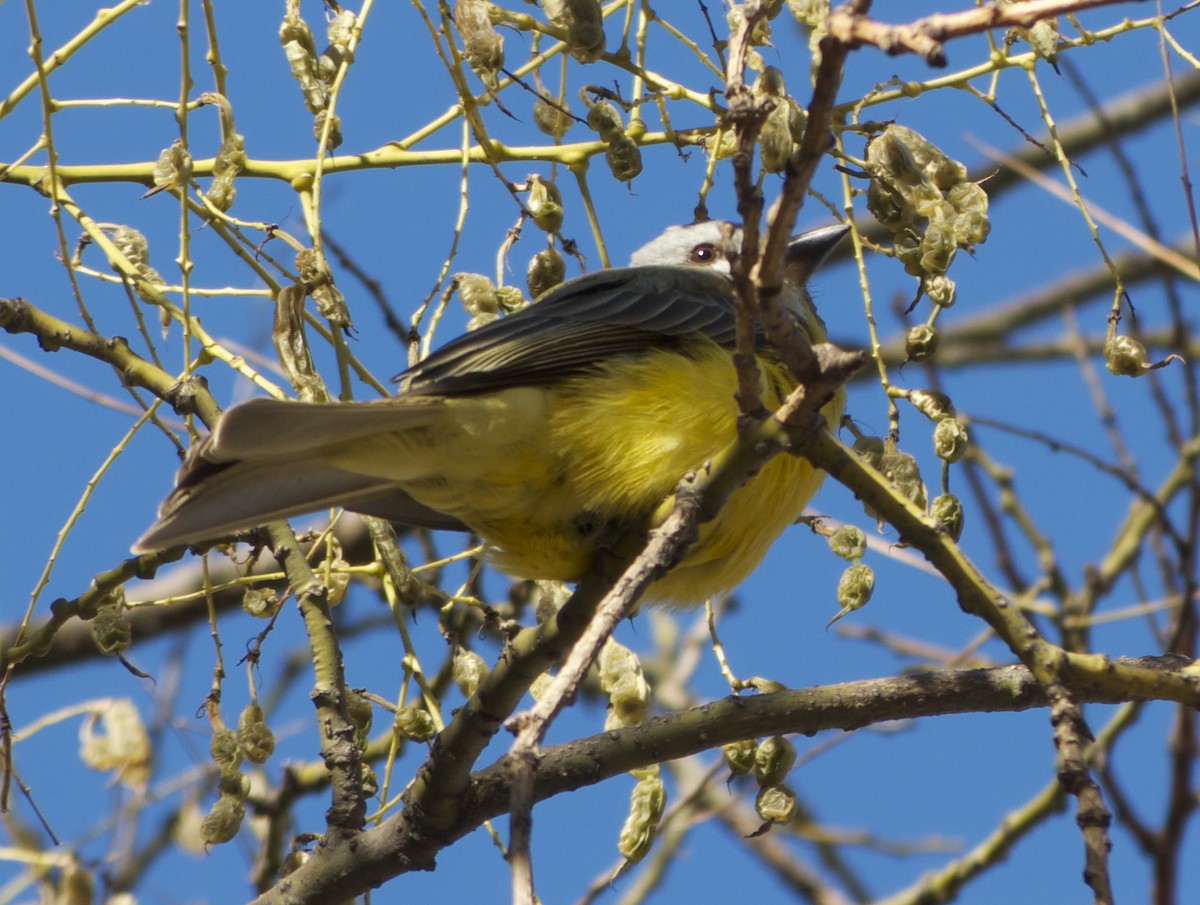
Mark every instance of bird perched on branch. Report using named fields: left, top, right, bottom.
left=136, top=221, right=849, bottom=606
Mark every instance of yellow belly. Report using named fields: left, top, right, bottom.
left=326, top=339, right=839, bottom=606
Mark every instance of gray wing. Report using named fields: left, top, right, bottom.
left=397, top=265, right=741, bottom=396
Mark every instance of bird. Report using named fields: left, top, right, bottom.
left=135, top=220, right=848, bottom=607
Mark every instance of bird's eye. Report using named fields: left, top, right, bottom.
left=689, top=243, right=719, bottom=265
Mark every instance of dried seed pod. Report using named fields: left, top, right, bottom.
left=919, top=220, right=957, bottom=275
left=787, top=0, right=829, bottom=27
left=319, top=9, right=357, bottom=83
left=1105, top=334, right=1149, bottom=377
left=617, top=773, right=666, bottom=864
left=880, top=446, right=927, bottom=510
left=494, top=285, right=526, bottom=313
left=852, top=434, right=885, bottom=471
left=836, top=562, right=875, bottom=612
left=313, top=110, right=342, bottom=149
left=143, top=140, right=193, bottom=198
left=347, top=690, right=374, bottom=750
left=533, top=91, right=572, bottom=139
left=394, top=704, right=438, bottom=742
left=905, top=324, right=940, bottom=363
left=79, top=699, right=150, bottom=790
left=527, top=246, right=566, bottom=298
left=242, top=586, right=278, bottom=618
left=281, top=11, right=327, bottom=114
left=526, top=175, right=564, bottom=233
left=453, top=647, right=489, bottom=698
left=755, top=783, right=797, bottom=823
left=931, top=492, right=964, bottom=541
left=925, top=274, right=956, bottom=307
left=909, top=389, right=956, bottom=422
left=91, top=590, right=131, bottom=655
left=545, top=0, right=606, bottom=63
left=456, top=0, right=504, bottom=91
left=727, top=3, right=773, bottom=48
left=210, top=728, right=241, bottom=771
left=933, top=418, right=969, bottom=463
left=237, top=703, right=276, bottom=764
left=605, top=671, right=650, bottom=729
left=586, top=100, right=624, bottom=141
left=723, top=738, right=758, bottom=776
left=605, top=134, right=643, bottom=182
left=200, top=793, right=246, bottom=845
left=754, top=735, right=796, bottom=787
left=827, top=524, right=867, bottom=561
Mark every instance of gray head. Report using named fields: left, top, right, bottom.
left=629, top=220, right=848, bottom=281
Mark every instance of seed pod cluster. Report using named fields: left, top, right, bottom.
left=280, top=6, right=355, bottom=146
left=865, top=124, right=989, bottom=304
left=198, top=93, right=247, bottom=211
left=544, top=0, right=606, bottom=63
left=753, top=67, right=806, bottom=174
left=455, top=0, right=504, bottom=91
left=617, top=768, right=666, bottom=864
left=826, top=522, right=873, bottom=626
left=455, top=273, right=528, bottom=330
left=586, top=99, right=642, bottom=183
left=726, top=2, right=775, bottom=71
left=753, top=735, right=798, bottom=824
left=598, top=638, right=650, bottom=730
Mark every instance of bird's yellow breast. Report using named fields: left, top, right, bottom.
left=395, top=338, right=840, bottom=606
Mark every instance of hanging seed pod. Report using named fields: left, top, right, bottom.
left=605, top=134, right=643, bottom=183
left=527, top=246, right=566, bottom=298
left=852, top=434, right=885, bottom=471
left=836, top=562, right=875, bottom=612
left=394, top=704, right=438, bottom=742
left=933, top=418, right=969, bottom=463
left=200, top=792, right=246, bottom=845
left=925, top=274, right=956, bottom=308
left=931, top=492, right=964, bottom=541
left=755, top=784, right=797, bottom=823
left=237, top=703, right=276, bottom=764
left=879, top=446, right=927, bottom=510
left=91, top=589, right=131, bottom=655
left=319, top=9, right=357, bottom=83
left=534, top=91, right=572, bottom=139
left=723, top=739, right=758, bottom=776
left=210, top=728, right=241, bottom=771
left=617, top=773, right=666, bottom=864
left=545, top=0, right=606, bottom=63
left=526, top=175, right=564, bottom=233
left=1105, top=334, right=1150, bottom=377
left=313, top=110, right=343, bottom=150
left=347, top=690, right=374, bottom=750
left=143, top=140, right=194, bottom=198
left=909, top=389, right=956, bottom=422
left=241, top=586, right=278, bottom=618
left=281, top=11, right=327, bottom=113
left=453, top=647, right=490, bottom=698
left=754, top=735, right=797, bottom=787
left=787, top=0, right=829, bottom=27
left=905, top=324, right=940, bottom=363
left=455, top=0, right=504, bottom=91
left=586, top=100, right=624, bottom=141
left=827, top=525, right=867, bottom=561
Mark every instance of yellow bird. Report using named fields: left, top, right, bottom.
left=136, top=221, right=848, bottom=606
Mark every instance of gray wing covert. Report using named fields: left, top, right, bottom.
left=397, top=266, right=739, bottom=396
